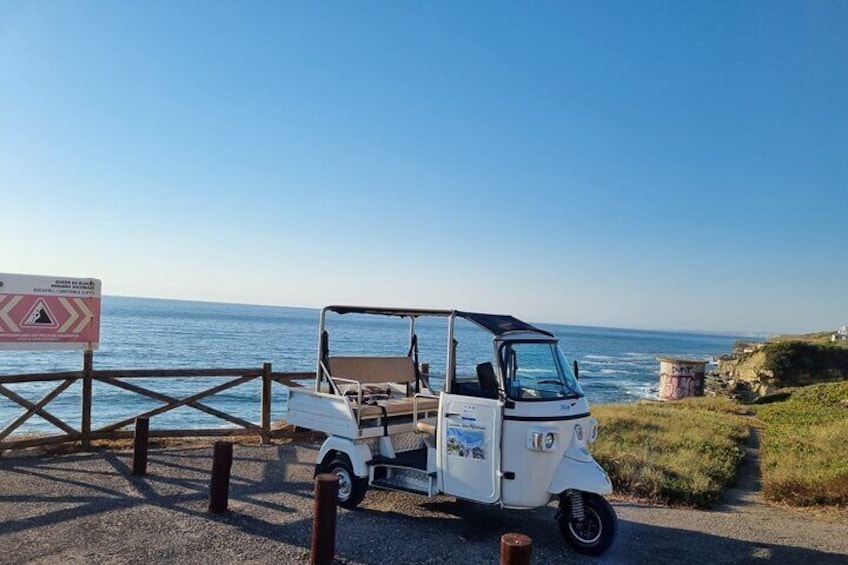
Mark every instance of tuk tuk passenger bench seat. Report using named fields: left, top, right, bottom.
left=327, top=356, right=438, bottom=420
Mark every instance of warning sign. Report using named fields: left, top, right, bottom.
left=0, top=273, right=101, bottom=351
left=21, top=298, right=59, bottom=329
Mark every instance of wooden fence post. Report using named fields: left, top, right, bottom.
left=310, top=473, right=339, bottom=565
left=81, top=349, right=93, bottom=450
left=500, top=533, right=532, bottom=565
left=209, top=441, right=233, bottom=514
left=260, top=362, right=272, bottom=445
left=132, top=417, right=150, bottom=476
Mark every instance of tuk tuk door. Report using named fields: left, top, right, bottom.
left=437, top=393, right=502, bottom=503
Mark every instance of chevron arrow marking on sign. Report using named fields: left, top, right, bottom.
left=72, top=298, right=93, bottom=334
left=0, top=296, right=22, bottom=333
left=58, top=297, right=80, bottom=333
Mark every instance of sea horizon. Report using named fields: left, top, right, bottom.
left=101, top=293, right=772, bottom=339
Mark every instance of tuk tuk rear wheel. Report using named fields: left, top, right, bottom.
left=325, top=455, right=367, bottom=509
left=558, top=492, right=617, bottom=556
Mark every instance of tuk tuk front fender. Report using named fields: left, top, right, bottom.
left=548, top=450, right=613, bottom=495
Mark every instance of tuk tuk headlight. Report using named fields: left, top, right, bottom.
left=588, top=419, right=599, bottom=443
left=574, top=424, right=584, bottom=442
left=530, top=432, right=543, bottom=450
left=528, top=430, right=557, bottom=451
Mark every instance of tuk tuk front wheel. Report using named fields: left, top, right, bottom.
left=558, top=491, right=617, bottom=556
left=325, top=455, right=367, bottom=509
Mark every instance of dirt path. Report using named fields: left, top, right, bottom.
left=719, top=425, right=764, bottom=510
left=0, top=437, right=845, bottom=564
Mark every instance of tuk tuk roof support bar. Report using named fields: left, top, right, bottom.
left=446, top=311, right=457, bottom=394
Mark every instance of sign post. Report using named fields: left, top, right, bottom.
left=0, top=273, right=102, bottom=350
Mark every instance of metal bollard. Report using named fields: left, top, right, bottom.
left=131, top=417, right=150, bottom=476
left=310, top=473, right=339, bottom=565
left=500, top=532, right=532, bottom=565
left=208, top=442, right=233, bottom=514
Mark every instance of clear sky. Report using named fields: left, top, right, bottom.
left=1, top=2, right=846, bottom=333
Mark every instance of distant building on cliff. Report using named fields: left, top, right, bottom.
left=832, top=326, right=848, bottom=342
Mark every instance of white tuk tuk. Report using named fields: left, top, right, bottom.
left=285, top=306, right=617, bottom=555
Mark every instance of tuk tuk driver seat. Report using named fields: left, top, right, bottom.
left=476, top=362, right=499, bottom=398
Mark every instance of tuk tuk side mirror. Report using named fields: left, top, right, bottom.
left=573, top=360, right=579, bottom=380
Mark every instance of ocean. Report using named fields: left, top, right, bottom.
left=0, top=296, right=746, bottom=435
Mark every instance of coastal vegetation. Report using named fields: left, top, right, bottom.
left=755, top=381, right=848, bottom=506
left=591, top=397, right=751, bottom=508
left=593, top=380, right=848, bottom=510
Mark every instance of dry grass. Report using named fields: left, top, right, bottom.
left=755, top=381, right=848, bottom=506
left=592, top=397, right=750, bottom=508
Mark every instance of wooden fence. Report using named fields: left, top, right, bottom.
left=0, top=351, right=313, bottom=452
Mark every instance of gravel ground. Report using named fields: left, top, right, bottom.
left=1, top=437, right=846, bottom=564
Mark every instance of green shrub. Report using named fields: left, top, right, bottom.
left=762, top=342, right=848, bottom=385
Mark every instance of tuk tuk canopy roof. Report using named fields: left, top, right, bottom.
left=323, top=306, right=553, bottom=337
left=324, top=305, right=453, bottom=318
left=456, top=311, right=554, bottom=337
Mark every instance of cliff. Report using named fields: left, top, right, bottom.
left=716, top=332, right=848, bottom=398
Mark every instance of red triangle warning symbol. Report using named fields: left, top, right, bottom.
left=21, top=298, right=59, bottom=329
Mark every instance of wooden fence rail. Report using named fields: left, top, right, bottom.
left=0, top=352, right=313, bottom=452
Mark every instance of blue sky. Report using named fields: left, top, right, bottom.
left=1, top=2, right=846, bottom=333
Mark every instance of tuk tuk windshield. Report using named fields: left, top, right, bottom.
left=501, top=341, right=584, bottom=400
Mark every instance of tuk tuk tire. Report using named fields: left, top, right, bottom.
left=558, top=492, right=617, bottom=556
left=326, top=455, right=367, bottom=509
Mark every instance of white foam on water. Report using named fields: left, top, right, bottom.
left=582, top=359, right=645, bottom=368
left=599, top=369, right=639, bottom=375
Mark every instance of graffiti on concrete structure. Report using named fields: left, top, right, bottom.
left=659, top=374, right=700, bottom=400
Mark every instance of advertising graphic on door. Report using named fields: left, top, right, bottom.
left=0, top=273, right=102, bottom=350
left=446, top=421, right=487, bottom=460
